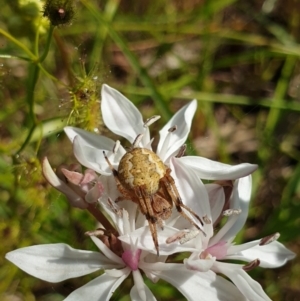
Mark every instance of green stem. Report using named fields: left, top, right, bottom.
left=15, top=26, right=55, bottom=156
left=27, top=65, right=40, bottom=124
left=39, top=26, right=55, bottom=63
left=15, top=124, right=37, bottom=155
left=0, top=29, right=37, bottom=60
left=38, top=63, right=65, bottom=85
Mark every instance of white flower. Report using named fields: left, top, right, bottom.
left=62, top=84, right=260, bottom=254
left=5, top=200, right=248, bottom=301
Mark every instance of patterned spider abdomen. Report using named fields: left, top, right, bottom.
left=118, top=148, right=166, bottom=195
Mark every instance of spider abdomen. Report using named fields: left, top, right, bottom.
left=118, top=148, right=166, bottom=195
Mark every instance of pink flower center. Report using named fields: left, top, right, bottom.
left=121, top=249, right=142, bottom=271
left=205, top=241, right=227, bottom=259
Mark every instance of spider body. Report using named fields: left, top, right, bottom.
left=118, top=148, right=166, bottom=195
left=104, top=144, right=203, bottom=255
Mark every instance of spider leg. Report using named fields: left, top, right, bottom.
left=162, top=169, right=205, bottom=233
left=103, top=151, right=133, bottom=200
left=134, top=187, right=160, bottom=256
left=152, top=193, right=172, bottom=228
left=103, top=151, right=117, bottom=174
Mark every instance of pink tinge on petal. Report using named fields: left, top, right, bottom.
left=122, top=249, right=142, bottom=271
left=85, top=181, right=105, bottom=203
left=206, top=241, right=228, bottom=259
left=81, top=169, right=98, bottom=185
left=61, top=168, right=84, bottom=185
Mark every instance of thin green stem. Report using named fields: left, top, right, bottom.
left=15, top=124, right=37, bottom=155
left=34, top=19, right=41, bottom=56
left=14, top=26, right=55, bottom=156
left=27, top=65, right=40, bottom=124
left=38, top=63, right=66, bottom=85
left=39, top=26, right=55, bottom=63
left=0, top=29, right=37, bottom=60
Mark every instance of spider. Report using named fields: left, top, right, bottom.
left=104, top=134, right=204, bottom=255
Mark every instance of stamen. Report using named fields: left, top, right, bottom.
left=223, top=208, right=242, bottom=216
left=132, top=134, right=144, bottom=148
left=259, top=232, right=280, bottom=246
left=85, top=229, right=105, bottom=236
left=113, top=140, right=120, bottom=154
left=143, top=115, right=161, bottom=127
left=180, top=229, right=200, bottom=244
left=166, top=229, right=200, bottom=244
left=168, top=125, right=177, bottom=132
left=203, top=215, right=212, bottom=224
left=243, top=259, right=260, bottom=272
left=166, top=230, right=188, bottom=244
left=175, top=144, right=186, bottom=158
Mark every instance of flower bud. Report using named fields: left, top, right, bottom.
left=43, top=0, right=75, bottom=26
left=42, top=157, right=104, bottom=209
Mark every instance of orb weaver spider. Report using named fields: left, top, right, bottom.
left=104, top=134, right=204, bottom=255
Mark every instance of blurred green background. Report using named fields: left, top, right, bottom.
left=1, top=0, right=299, bottom=300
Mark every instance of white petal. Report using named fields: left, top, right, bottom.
left=209, top=175, right=252, bottom=245
left=130, top=281, right=157, bottom=301
left=227, top=240, right=259, bottom=255
left=120, top=200, right=139, bottom=232
left=213, top=262, right=272, bottom=301
left=90, top=236, right=124, bottom=266
left=150, top=266, right=247, bottom=301
left=64, top=270, right=130, bottom=301
left=5, top=244, right=118, bottom=283
left=118, top=226, right=198, bottom=256
left=42, top=157, right=87, bottom=209
left=227, top=240, right=296, bottom=268
left=157, top=100, right=197, bottom=162
left=222, top=175, right=252, bottom=240
left=141, top=253, right=168, bottom=283
left=205, top=184, right=225, bottom=224
left=184, top=256, right=216, bottom=272
left=98, top=197, right=131, bottom=237
left=179, top=156, right=258, bottom=180
left=131, top=270, right=148, bottom=301
left=170, top=157, right=212, bottom=239
left=101, top=84, right=150, bottom=144
left=64, top=126, right=115, bottom=149
left=73, top=136, right=111, bottom=175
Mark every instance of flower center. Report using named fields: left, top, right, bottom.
left=121, top=248, right=142, bottom=271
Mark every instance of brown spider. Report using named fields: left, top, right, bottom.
left=104, top=135, right=204, bottom=255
